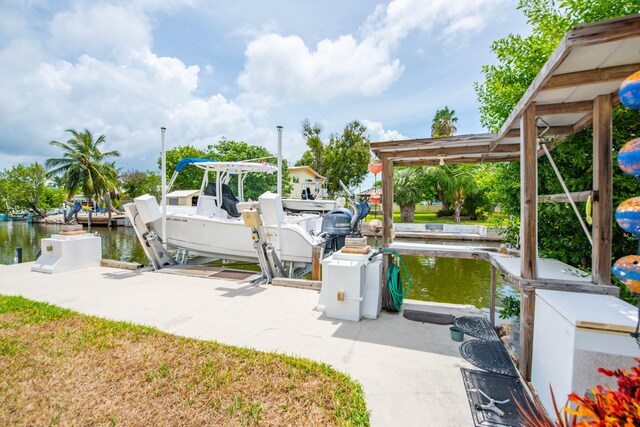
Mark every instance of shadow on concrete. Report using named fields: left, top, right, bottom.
left=101, top=271, right=143, bottom=280
left=217, top=283, right=268, bottom=298
left=320, top=301, right=479, bottom=357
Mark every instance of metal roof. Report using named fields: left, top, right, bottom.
left=371, top=14, right=640, bottom=166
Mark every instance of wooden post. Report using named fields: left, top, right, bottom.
left=490, top=265, right=496, bottom=326
left=592, top=94, right=613, bottom=286
left=311, top=245, right=322, bottom=281
left=520, top=103, right=537, bottom=381
left=381, top=155, right=394, bottom=301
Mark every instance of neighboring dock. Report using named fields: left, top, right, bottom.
left=0, top=262, right=481, bottom=426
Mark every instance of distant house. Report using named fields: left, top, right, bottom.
left=166, top=190, right=199, bottom=206
left=288, top=166, right=326, bottom=199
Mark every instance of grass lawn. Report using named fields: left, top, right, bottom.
left=366, top=212, right=502, bottom=226
left=0, top=295, right=369, bottom=426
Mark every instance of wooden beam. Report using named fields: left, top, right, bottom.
left=382, top=143, right=519, bottom=159
left=592, top=94, right=613, bottom=286
left=519, top=103, right=537, bottom=382
left=535, top=100, right=593, bottom=115
left=370, top=133, right=496, bottom=151
left=544, top=63, right=640, bottom=91
left=573, top=112, right=594, bottom=134
left=490, top=265, right=497, bottom=327
left=381, top=155, right=393, bottom=248
left=393, top=154, right=521, bottom=167
left=538, top=190, right=593, bottom=204
left=505, top=125, right=574, bottom=138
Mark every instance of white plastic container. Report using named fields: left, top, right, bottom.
left=321, top=258, right=366, bottom=321
left=134, top=194, right=162, bottom=224
left=532, top=290, right=638, bottom=419
left=31, top=234, right=102, bottom=274
left=363, top=258, right=382, bottom=319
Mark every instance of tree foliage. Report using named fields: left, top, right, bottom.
left=431, top=106, right=458, bottom=138
left=474, top=0, right=640, bottom=301
left=0, top=163, right=63, bottom=217
left=394, top=168, right=424, bottom=222
left=120, top=170, right=161, bottom=200
left=425, top=165, right=479, bottom=222
left=46, top=129, right=120, bottom=202
left=296, top=120, right=325, bottom=173
left=162, top=139, right=290, bottom=201
left=306, top=120, right=370, bottom=196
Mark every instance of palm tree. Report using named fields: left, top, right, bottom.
left=394, top=168, right=424, bottom=222
left=425, top=165, right=478, bottom=222
left=431, top=106, right=458, bottom=138
left=46, top=129, right=120, bottom=218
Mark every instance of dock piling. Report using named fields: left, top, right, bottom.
left=13, top=247, right=22, bottom=264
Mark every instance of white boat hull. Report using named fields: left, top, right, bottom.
left=282, top=199, right=337, bottom=213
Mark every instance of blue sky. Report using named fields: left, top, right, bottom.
left=0, top=0, right=530, bottom=184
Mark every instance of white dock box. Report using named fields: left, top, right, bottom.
left=321, top=257, right=366, bottom=322
left=31, top=233, right=102, bottom=274
left=134, top=194, right=162, bottom=224
left=532, top=290, right=638, bottom=419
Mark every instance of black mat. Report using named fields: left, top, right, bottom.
left=402, top=309, right=455, bottom=325
left=454, top=316, right=499, bottom=341
left=460, top=340, right=518, bottom=377
left=461, top=368, right=540, bottom=427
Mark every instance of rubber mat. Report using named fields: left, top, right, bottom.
left=461, top=368, right=540, bottom=426
left=402, top=309, right=455, bottom=325
left=460, top=340, right=518, bottom=377
left=454, top=316, right=499, bottom=341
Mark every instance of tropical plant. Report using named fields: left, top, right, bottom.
left=431, top=106, right=458, bottom=138
left=46, top=129, right=120, bottom=205
left=393, top=168, right=424, bottom=222
left=0, top=162, right=54, bottom=217
left=498, top=295, right=521, bottom=319
left=120, top=170, right=161, bottom=200
left=517, top=359, right=640, bottom=426
left=425, top=165, right=478, bottom=222
left=474, top=0, right=640, bottom=302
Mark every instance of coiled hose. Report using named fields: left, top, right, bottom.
left=371, top=249, right=410, bottom=312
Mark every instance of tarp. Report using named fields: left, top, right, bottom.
left=175, top=158, right=212, bottom=172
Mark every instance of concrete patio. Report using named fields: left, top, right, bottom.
left=0, top=262, right=481, bottom=426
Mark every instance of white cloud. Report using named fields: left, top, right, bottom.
left=238, top=0, right=507, bottom=105
left=50, top=4, right=152, bottom=55
left=237, top=33, right=402, bottom=104
left=362, top=120, right=407, bottom=142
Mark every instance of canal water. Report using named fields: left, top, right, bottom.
left=0, top=221, right=513, bottom=308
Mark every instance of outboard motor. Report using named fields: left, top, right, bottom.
left=322, top=208, right=353, bottom=252
left=321, top=201, right=370, bottom=252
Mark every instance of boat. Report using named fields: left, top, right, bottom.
left=125, top=160, right=326, bottom=267
left=281, top=198, right=338, bottom=213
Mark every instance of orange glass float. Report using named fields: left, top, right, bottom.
left=368, top=161, right=383, bottom=175
left=369, top=192, right=381, bottom=204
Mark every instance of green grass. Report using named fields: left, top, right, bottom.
left=0, top=295, right=369, bottom=426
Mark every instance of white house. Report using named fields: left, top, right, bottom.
left=288, top=166, right=326, bottom=199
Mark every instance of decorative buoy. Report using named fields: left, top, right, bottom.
left=617, top=138, right=640, bottom=177
left=612, top=255, right=640, bottom=294
left=619, top=71, right=640, bottom=110
left=368, top=160, right=383, bottom=175
left=369, top=191, right=381, bottom=205
left=616, top=197, right=640, bottom=234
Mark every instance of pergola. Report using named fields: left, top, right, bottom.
left=370, top=14, right=640, bottom=380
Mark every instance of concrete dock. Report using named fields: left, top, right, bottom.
left=0, top=262, right=480, bottom=426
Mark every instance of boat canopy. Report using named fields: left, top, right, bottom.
left=175, top=158, right=212, bottom=172
left=193, top=161, right=277, bottom=174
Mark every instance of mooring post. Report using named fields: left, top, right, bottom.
left=13, top=247, right=22, bottom=264
left=88, top=209, right=92, bottom=228
left=311, top=245, right=322, bottom=281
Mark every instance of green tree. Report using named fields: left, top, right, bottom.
left=474, top=0, right=640, bottom=301
left=120, top=170, right=161, bottom=199
left=394, top=168, right=424, bottom=222
left=0, top=163, right=53, bottom=217
left=323, top=121, right=371, bottom=196
left=296, top=119, right=325, bottom=174
left=46, top=129, right=120, bottom=204
left=425, top=165, right=478, bottom=222
left=431, top=106, right=458, bottom=138
left=163, top=145, right=209, bottom=191
left=208, top=139, right=291, bottom=200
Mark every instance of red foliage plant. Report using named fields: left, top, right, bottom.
left=516, top=358, right=640, bottom=427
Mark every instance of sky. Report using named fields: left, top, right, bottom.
left=0, top=0, right=530, bottom=184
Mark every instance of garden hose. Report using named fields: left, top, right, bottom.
left=370, top=249, right=411, bottom=312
